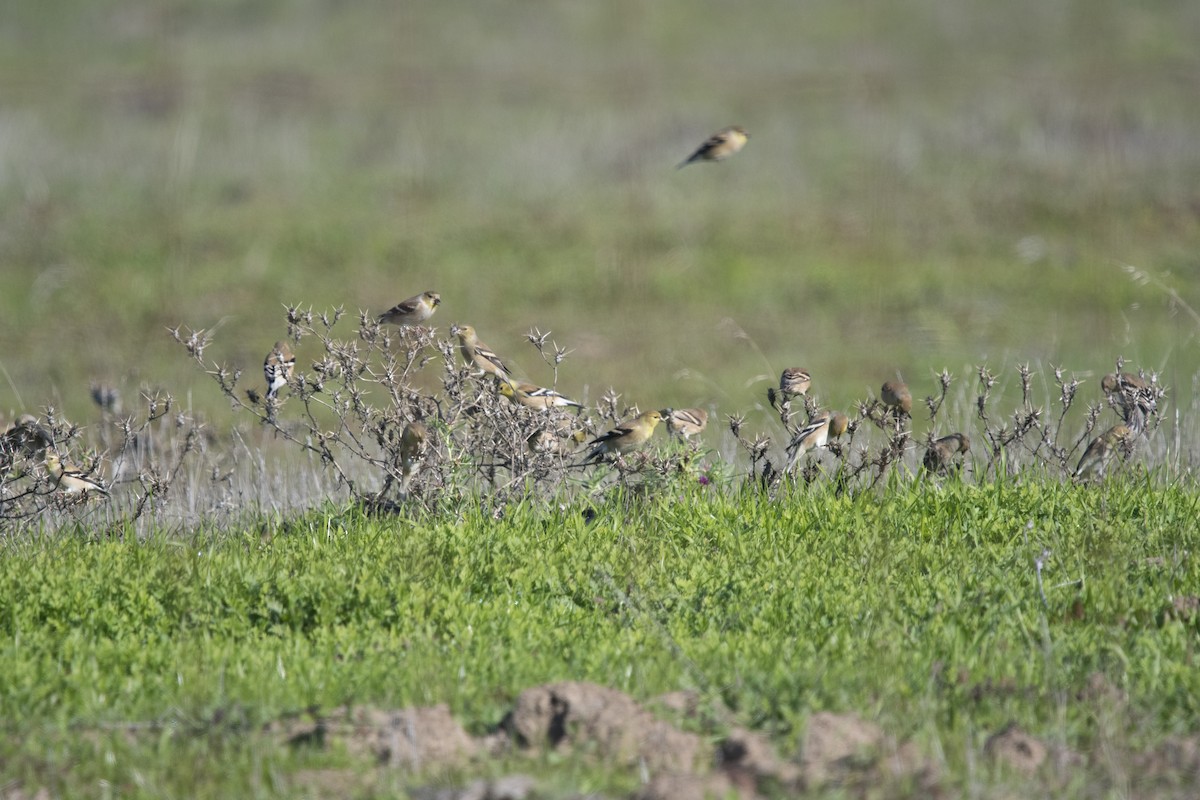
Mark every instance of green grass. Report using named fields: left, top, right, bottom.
left=2, top=479, right=1197, bottom=796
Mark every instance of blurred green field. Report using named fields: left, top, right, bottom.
left=2, top=0, right=1200, bottom=432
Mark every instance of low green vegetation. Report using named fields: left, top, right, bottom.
left=2, top=478, right=1196, bottom=796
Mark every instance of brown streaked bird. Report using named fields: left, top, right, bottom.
left=2, top=414, right=53, bottom=465
left=881, top=380, right=912, bottom=419
left=784, top=412, right=849, bottom=471
left=923, top=433, right=971, bottom=475
left=498, top=379, right=583, bottom=410
left=779, top=368, right=812, bottom=399
left=1101, top=371, right=1157, bottom=434
left=1074, top=424, right=1132, bottom=481
left=450, top=324, right=512, bottom=381
left=44, top=453, right=108, bottom=496
left=264, top=341, right=295, bottom=400
left=378, top=291, right=441, bottom=327
left=678, top=126, right=749, bottom=168
left=664, top=407, right=709, bottom=440
left=583, top=410, right=665, bottom=463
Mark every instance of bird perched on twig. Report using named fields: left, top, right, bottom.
left=1074, top=424, right=1132, bottom=481
left=44, top=453, right=108, bottom=496
left=663, top=408, right=709, bottom=440
left=399, top=421, right=427, bottom=493
left=923, top=433, right=970, bottom=475
left=378, top=291, right=441, bottom=327
left=769, top=368, right=811, bottom=409
left=2, top=414, right=53, bottom=467
left=583, top=410, right=664, bottom=463
left=264, top=341, right=295, bottom=400
left=528, top=427, right=587, bottom=456
left=678, top=126, right=749, bottom=168
left=451, top=324, right=512, bottom=381
left=881, top=380, right=912, bottom=420
left=784, top=412, right=849, bottom=472
left=498, top=379, right=583, bottom=410
left=1100, top=372, right=1158, bottom=435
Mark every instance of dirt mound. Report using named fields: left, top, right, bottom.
left=984, top=723, right=1047, bottom=774
left=500, top=681, right=704, bottom=773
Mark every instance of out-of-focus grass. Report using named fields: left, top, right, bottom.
left=2, top=0, right=1199, bottom=426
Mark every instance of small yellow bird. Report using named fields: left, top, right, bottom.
left=881, top=380, right=912, bottom=419
left=784, top=412, right=849, bottom=471
left=923, top=433, right=971, bottom=475
left=399, top=421, right=427, bottom=490
left=498, top=379, right=583, bottom=410
left=451, top=324, right=512, bottom=381
left=378, top=291, right=441, bottom=327
left=583, top=410, right=665, bottom=463
left=678, top=126, right=750, bottom=168
left=44, top=453, right=108, bottom=496
left=1074, top=424, right=1131, bottom=480
left=664, top=407, right=709, bottom=440
left=264, top=341, right=296, bottom=399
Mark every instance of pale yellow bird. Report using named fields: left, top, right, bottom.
left=498, top=379, right=583, bottom=410
left=264, top=341, right=295, bottom=399
left=881, top=380, right=912, bottom=419
left=44, top=453, right=108, bottom=496
left=1074, top=424, right=1131, bottom=480
left=583, top=410, right=665, bottom=463
left=784, top=412, right=849, bottom=471
left=678, top=126, right=750, bottom=168
left=664, top=408, right=709, bottom=440
left=378, top=291, right=441, bottom=327
left=923, top=433, right=971, bottom=475
left=450, top=324, right=512, bottom=381
left=399, top=421, right=427, bottom=490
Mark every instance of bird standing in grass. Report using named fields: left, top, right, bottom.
left=378, top=291, right=441, bottom=327
left=1101, top=372, right=1157, bottom=434
left=923, top=433, right=970, bottom=475
left=498, top=379, right=583, bottom=410
left=583, top=410, right=664, bottom=463
left=881, top=380, right=912, bottom=419
left=451, top=324, right=512, bottom=381
left=1074, top=424, right=1131, bottom=480
left=44, top=453, right=108, bottom=496
left=678, top=126, right=749, bottom=168
left=784, top=412, right=849, bottom=471
left=264, top=341, right=295, bottom=400
left=664, top=408, right=709, bottom=440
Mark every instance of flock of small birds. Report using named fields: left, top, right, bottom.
left=0, top=126, right=1162, bottom=499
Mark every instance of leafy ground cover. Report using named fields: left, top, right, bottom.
left=1, top=478, right=1196, bottom=797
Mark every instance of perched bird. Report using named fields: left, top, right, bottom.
left=784, top=412, right=849, bottom=471
left=451, top=324, right=512, bottom=381
left=678, top=126, right=750, bottom=168
left=378, top=291, right=441, bottom=327
left=2, top=414, right=53, bottom=465
left=923, top=433, right=971, bottom=475
left=583, top=410, right=665, bottom=463
left=1101, top=372, right=1157, bottom=434
left=498, top=379, right=583, bottom=410
left=1074, top=424, right=1132, bottom=480
left=89, top=382, right=122, bottom=415
left=44, top=453, right=108, bottom=496
left=528, top=427, right=587, bottom=456
left=264, top=341, right=296, bottom=400
left=881, top=380, right=912, bottom=419
left=399, top=421, right=427, bottom=491
left=664, top=407, right=709, bottom=440
left=779, top=368, right=812, bottom=400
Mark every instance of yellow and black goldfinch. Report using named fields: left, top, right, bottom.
left=583, top=410, right=665, bottom=463
left=378, top=291, right=441, bottom=327
left=44, top=453, right=108, bottom=495
left=498, top=379, right=583, bottom=410
left=678, top=126, right=750, bottom=168
left=784, top=412, right=849, bottom=471
left=450, top=324, right=512, bottom=381
left=1074, top=424, right=1131, bottom=480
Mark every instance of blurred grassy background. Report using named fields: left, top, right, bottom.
left=2, top=0, right=1199, bottom=428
